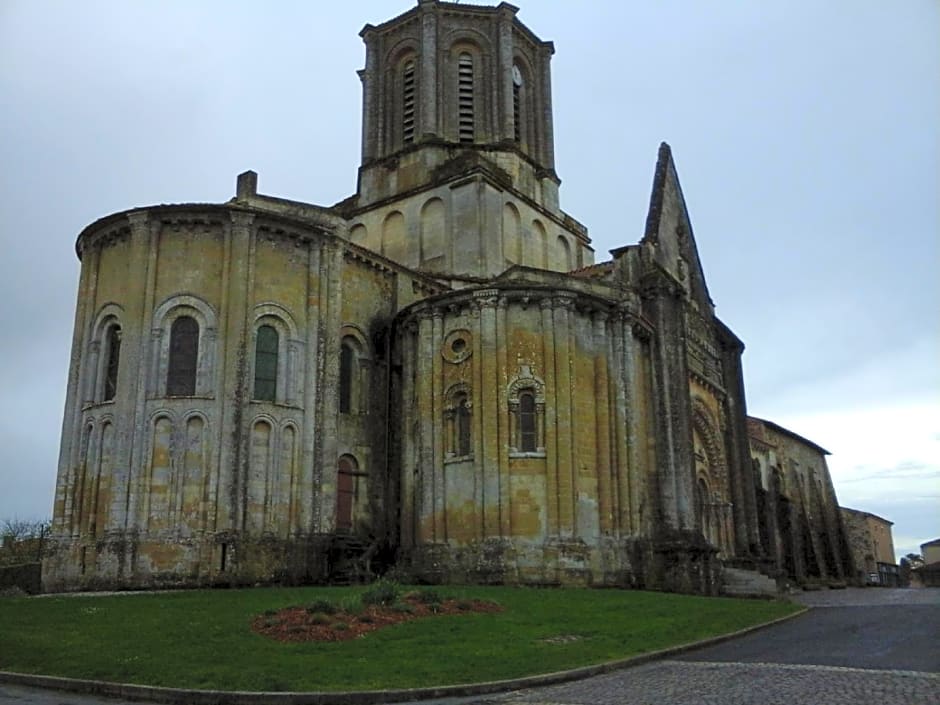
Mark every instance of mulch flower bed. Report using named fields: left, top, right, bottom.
left=252, top=594, right=503, bottom=643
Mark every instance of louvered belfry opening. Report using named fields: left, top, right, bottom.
left=402, top=59, right=416, bottom=144
left=457, top=53, right=474, bottom=143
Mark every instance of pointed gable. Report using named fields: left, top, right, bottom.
left=642, top=142, right=714, bottom=313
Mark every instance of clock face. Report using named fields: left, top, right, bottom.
left=512, top=65, right=523, bottom=86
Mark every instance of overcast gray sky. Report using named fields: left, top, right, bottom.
left=1, top=1, right=937, bottom=559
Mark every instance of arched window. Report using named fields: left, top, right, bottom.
left=103, top=325, right=121, bottom=402
left=457, top=52, right=474, bottom=143
left=339, top=341, right=355, bottom=413
left=444, top=384, right=473, bottom=459
left=508, top=366, right=545, bottom=456
left=518, top=391, right=537, bottom=452
left=336, top=455, right=357, bottom=532
left=456, top=394, right=472, bottom=456
left=402, top=59, right=416, bottom=145
left=253, top=325, right=278, bottom=402
left=167, top=316, right=198, bottom=397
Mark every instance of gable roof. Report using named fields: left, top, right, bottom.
left=642, top=142, right=714, bottom=311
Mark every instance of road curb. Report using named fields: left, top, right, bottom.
left=0, top=606, right=809, bottom=704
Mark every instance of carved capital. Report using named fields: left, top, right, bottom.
left=473, top=289, right=500, bottom=309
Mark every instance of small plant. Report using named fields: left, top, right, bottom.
left=305, top=599, right=337, bottom=615
left=390, top=602, right=414, bottom=614
left=360, top=579, right=400, bottom=607
left=307, top=613, right=330, bottom=625
left=331, top=621, right=349, bottom=631
left=358, top=613, right=375, bottom=624
left=455, top=599, right=474, bottom=611
left=262, top=608, right=279, bottom=617
left=288, top=625, right=306, bottom=634
left=341, top=597, right=364, bottom=616
left=412, top=588, right=443, bottom=605
left=262, top=617, right=280, bottom=628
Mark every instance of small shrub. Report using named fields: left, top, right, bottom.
left=390, top=602, right=414, bottom=614
left=307, top=613, right=330, bottom=625
left=361, top=579, right=400, bottom=607
left=288, top=625, right=306, bottom=634
left=262, top=617, right=280, bottom=628
left=262, top=608, right=279, bottom=617
left=358, top=613, right=375, bottom=624
left=305, top=599, right=337, bottom=615
left=455, top=599, right=473, bottom=611
left=341, top=596, right=364, bottom=616
left=412, top=588, right=443, bottom=605
left=331, top=621, right=349, bottom=631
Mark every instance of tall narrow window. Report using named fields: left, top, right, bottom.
left=512, top=64, right=523, bottom=142
left=167, top=316, right=198, bottom=397
left=253, top=325, right=278, bottom=402
left=336, top=455, right=357, bottom=531
left=518, top=391, right=537, bottom=452
left=339, top=342, right=355, bottom=413
left=402, top=59, right=416, bottom=145
left=456, top=394, right=471, bottom=456
left=457, top=53, right=474, bottom=143
left=103, top=325, right=121, bottom=402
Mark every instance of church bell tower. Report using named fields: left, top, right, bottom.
left=346, top=0, right=592, bottom=278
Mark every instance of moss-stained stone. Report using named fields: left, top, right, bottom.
left=44, top=2, right=854, bottom=597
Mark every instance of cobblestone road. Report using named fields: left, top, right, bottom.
left=2, top=588, right=938, bottom=705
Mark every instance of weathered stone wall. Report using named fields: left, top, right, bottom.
left=0, top=563, right=41, bottom=594
left=43, top=198, right=433, bottom=592
left=841, top=508, right=895, bottom=583
left=748, top=418, right=854, bottom=585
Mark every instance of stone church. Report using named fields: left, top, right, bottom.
left=43, top=0, right=853, bottom=594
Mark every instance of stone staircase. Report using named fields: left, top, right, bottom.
left=328, top=535, right=371, bottom=585
left=721, top=566, right=779, bottom=597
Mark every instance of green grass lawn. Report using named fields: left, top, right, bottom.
left=0, top=586, right=799, bottom=692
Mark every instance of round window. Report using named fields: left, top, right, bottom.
left=442, top=329, right=472, bottom=363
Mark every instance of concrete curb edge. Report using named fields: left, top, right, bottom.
left=0, top=606, right=810, bottom=704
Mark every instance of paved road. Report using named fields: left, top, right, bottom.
left=1, top=588, right=938, bottom=705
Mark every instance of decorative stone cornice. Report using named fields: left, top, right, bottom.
left=229, top=211, right=255, bottom=229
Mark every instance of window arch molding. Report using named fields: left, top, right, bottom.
left=250, top=303, right=302, bottom=405
left=150, top=294, right=217, bottom=399
left=507, top=365, right=546, bottom=456
left=691, top=397, right=727, bottom=494
left=338, top=325, right=371, bottom=415
left=86, top=303, right=125, bottom=404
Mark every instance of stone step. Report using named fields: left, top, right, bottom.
left=721, top=566, right=779, bottom=597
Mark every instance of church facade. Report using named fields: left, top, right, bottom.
left=43, top=0, right=852, bottom=593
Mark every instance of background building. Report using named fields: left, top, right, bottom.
left=748, top=418, right=853, bottom=587
left=840, top=508, right=899, bottom=586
